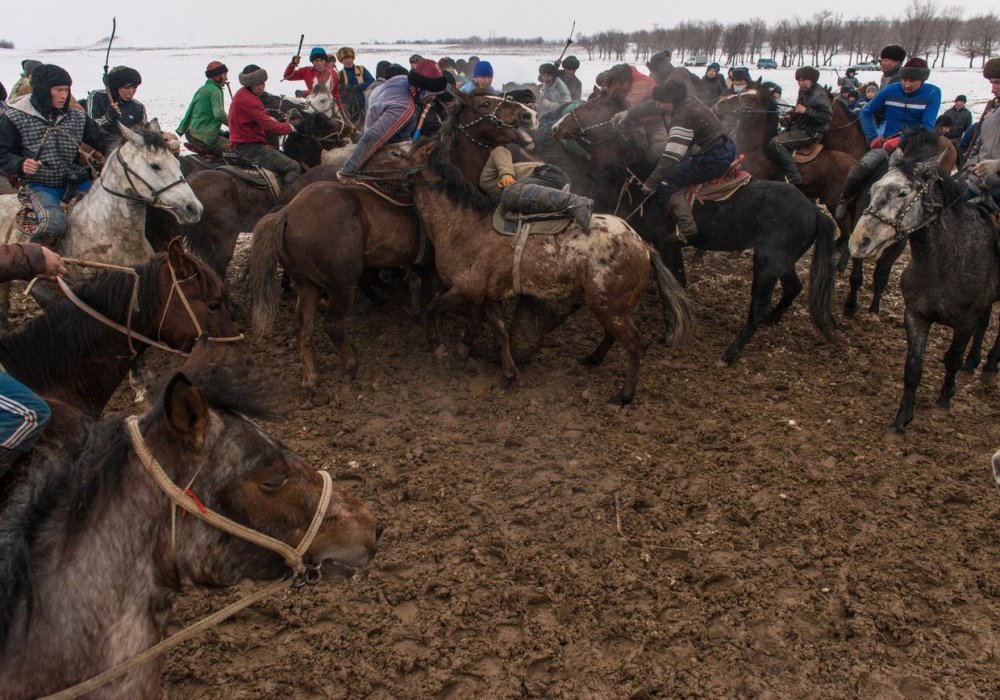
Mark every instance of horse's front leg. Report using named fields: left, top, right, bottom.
left=0, top=281, right=10, bottom=331
left=936, top=323, right=976, bottom=410
left=722, top=265, right=776, bottom=364
left=868, top=239, right=905, bottom=315
left=893, top=309, right=931, bottom=434
left=483, top=299, right=517, bottom=391
left=844, top=258, right=863, bottom=316
left=428, top=288, right=472, bottom=360
left=962, top=309, right=991, bottom=373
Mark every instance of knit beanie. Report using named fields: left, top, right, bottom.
left=309, top=47, right=328, bottom=61
left=106, top=66, right=142, bottom=91
left=795, top=66, right=820, bottom=82
left=472, top=60, right=493, bottom=79
left=955, top=94, right=967, bottom=103
left=239, top=64, right=268, bottom=87
left=375, top=60, right=391, bottom=80
left=880, top=45, right=907, bottom=62
left=408, top=59, right=447, bottom=93
left=983, top=58, right=1000, bottom=80
left=899, top=57, right=930, bottom=81
left=205, top=61, right=228, bottom=79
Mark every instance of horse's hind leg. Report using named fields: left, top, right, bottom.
left=893, top=310, right=931, bottom=433
left=962, top=309, right=991, bottom=373
left=723, top=266, right=776, bottom=364
left=294, top=283, right=322, bottom=391
left=764, top=269, right=803, bottom=325
left=0, top=281, right=9, bottom=331
left=483, top=300, right=518, bottom=391
left=936, top=324, right=976, bottom=410
left=868, top=240, right=905, bottom=314
left=844, top=259, right=863, bottom=315
left=581, top=332, right=615, bottom=366
left=321, top=283, right=359, bottom=377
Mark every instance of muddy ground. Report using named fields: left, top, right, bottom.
left=134, top=242, right=1000, bottom=698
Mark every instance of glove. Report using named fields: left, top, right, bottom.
left=611, top=110, right=628, bottom=130
left=498, top=174, right=516, bottom=188
left=972, top=159, right=1000, bottom=179
left=869, top=136, right=884, bottom=149
left=291, top=55, right=300, bottom=66
left=641, top=180, right=656, bottom=196
left=882, top=136, right=902, bottom=153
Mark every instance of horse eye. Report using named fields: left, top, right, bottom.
left=261, top=472, right=289, bottom=492
left=150, top=163, right=162, bottom=171
left=897, top=191, right=908, bottom=198
left=479, top=101, right=490, bottom=108
left=208, top=301, right=222, bottom=313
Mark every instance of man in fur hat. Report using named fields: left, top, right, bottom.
left=177, top=61, right=230, bottom=156
left=87, top=65, right=147, bottom=135
left=765, top=66, right=832, bottom=187
left=964, top=58, right=1000, bottom=208
left=0, top=64, right=116, bottom=246
left=228, top=65, right=300, bottom=186
left=836, top=56, right=940, bottom=219
left=878, top=45, right=907, bottom=89
left=337, top=59, right=448, bottom=180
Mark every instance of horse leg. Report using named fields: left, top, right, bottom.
left=722, top=265, right=776, bottom=364
left=591, top=311, right=647, bottom=405
left=511, top=297, right=581, bottom=364
left=764, top=270, right=803, bottom=325
left=844, top=258, right=863, bottom=316
left=893, top=310, right=931, bottom=434
left=581, top=332, right=615, bottom=366
left=321, top=283, right=359, bottom=378
left=936, top=323, right=976, bottom=410
left=962, top=309, right=990, bottom=373
left=428, top=288, right=474, bottom=359
left=482, top=300, right=518, bottom=391
left=983, top=320, right=1000, bottom=375
left=294, top=283, right=322, bottom=392
left=0, top=281, right=9, bottom=331
left=868, top=239, right=904, bottom=315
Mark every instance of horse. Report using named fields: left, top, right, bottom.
left=0, top=121, right=203, bottom=327
left=408, top=91, right=694, bottom=405
left=825, top=100, right=868, bottom=159
left=0, top=371, right=381, bottom=698
left=849, top=130, right=1000, bottom=433
left=0, top=238, right=250, bottom=419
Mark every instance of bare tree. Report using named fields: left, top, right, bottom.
left=899, top=0, right=938, bottom=58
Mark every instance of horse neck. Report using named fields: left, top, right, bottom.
left=67, top=149, right=154, bottom=264
left=0, top=451, right=173, bottom=697
left=733, top=111, right=775, bottom=175
left=450, top=135, right=493, bottom=182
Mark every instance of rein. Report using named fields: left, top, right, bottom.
left=570, top=109, right=618, bottom=145
left=39, top=418, right=333, bottom=700
left=100, top=147, right=189, bottom=210
left=454, top=97, right=524, bottom=149
left=56, top=257, right=243, bottom=357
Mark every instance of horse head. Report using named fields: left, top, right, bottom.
left=114, top=122, right=204, bottom=225
left=713, top=89, right=766, bottom=137
left=451, top=89, right=537, bottom=148
left=551, top=89, right=623, bottom=143
left=849, top=142, right=951, bottom=259
left=304, top=83, right=334, bottom=117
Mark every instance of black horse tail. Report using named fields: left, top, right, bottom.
left=650, top=247, right=694, bottom=347
left=247, top=210, right=288, bottom=334
left=808, top=204, right=837, bottom=339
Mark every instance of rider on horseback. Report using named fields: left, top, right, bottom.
left=0, top=65, right=117, bottom=246
left=87, top=65, right=147, bottom=135
left=337, top=47, right=376, bottom=122
left=835, top=57, right=940, bottom=220
left=635, top=80, right=737, bottom=244
left=228, top=65, right=301, bottom=186
left=765, top=66, right=832, bottom=188
left=177, top=61, right=230, bottom=156
left=964, top=58, right=1000, bottom=210
left=284, top=47, right=344, bottom=109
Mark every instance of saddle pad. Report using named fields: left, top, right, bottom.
left=689, top=171, right=753, bottom=205
left=793, top=143, right=824, bottom=164
left=219, top=165, right=281, bottom=198
left=492, top=207, right=573, bottom=235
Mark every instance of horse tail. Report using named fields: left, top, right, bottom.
left=808, top=204, right=837, bottom=339
left=247, top=210, right=287, bottom=334
left=650, top=248, right=694, bottom=347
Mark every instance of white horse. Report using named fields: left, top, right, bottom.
left=0, top=120, right=203, bottom=265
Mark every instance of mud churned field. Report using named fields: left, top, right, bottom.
left=135, top=243, right=1000, bottom=698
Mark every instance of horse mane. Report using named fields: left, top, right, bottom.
left=897, top=128, right=966, bottom=212
left=416, top=98, right=496, bottom=214
left=0, top=374, right=272, bottom=648
left=134, top=124, right=169, bottom=151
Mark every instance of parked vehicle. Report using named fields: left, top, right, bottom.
left=757, top=58, right=778, bottom=69
left=684, top=54, right=709, bottom=67
left=850, top=61, right=880, bottom=71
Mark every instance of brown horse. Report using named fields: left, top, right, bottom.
left=410, top=91, right=693, bottom=405
left=0, top=371, right=381, bottom=698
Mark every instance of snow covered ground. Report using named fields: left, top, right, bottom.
left=1, top=44, right=994, bottom=133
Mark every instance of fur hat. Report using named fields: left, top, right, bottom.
left=438, top=57, right=456, bottom=71
left=652, top=80, right=687, bottom=105
left=562, top=55, right=580, bottom=70
left=336, top=47, right=355, bottom=61
left=473, top=60, right=493, bottom=79
left=205, top=61, right=228, bottom=79
left=106, top=65, right=141, bottom=91
left=239, top=64, right=268, bottom=87
left=538, top=63, right=558, bottom=78
left=409, top=54, right=424, bottom=65
left=408, top=59, right=447, bottom=93
left=309, top=47, right=328, bottom=61
left=730, top=67, right=752, bottom=83
left=983, top=58, right=1000, bottom=80
left=503, top=88, right=535, bottom=105
left=899, top=57, right=930, bottom=81
left=880, top=45, right=907, bottom=62
left=21, top=59, right=42, bottom=76
left=646, top=50, right=672, bottom=73
left=384, top=63, right=408, bottom=80
left=30, top=64, right=72, bottom=114
left=795, top=66, right=820, bottom=82
left=707, top=62, right=720, bottom=72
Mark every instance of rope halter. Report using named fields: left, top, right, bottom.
left=101, top=145, right=189, bottom=210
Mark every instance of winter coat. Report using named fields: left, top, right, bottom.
left=968, top=103, right=1000, bottom=189
left=939, top=105, right=973, bottom=140
left=227, top=86, right=293, bottom=147
left=698, top=74, right=727, bottom=105
left=87, top=91, right=147, bottom=135
left=787, top=83, right=833, bottom=134
left=282, top=63, right=343, bottom=106
left=879, top=65, right=902, bottom=89
left=537, top=77, right=571, bottom=117
left=631, top=95, right=727, bottom=185
left=479, top=146, right=543, bottom=201
left=176, top=79, right=228, bottom=144
left=0, top=242, right=49, bottom=281
left=860, top=82, right=941, bottom=142
left=0, top=95, right=115, bottom=186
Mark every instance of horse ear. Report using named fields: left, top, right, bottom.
left=167, top=237, right=194, bottom=277
left=163, top=372, right=210, bottom=451
left=117, top=121, right=144, bottom=147
left=148, top=118, right=162, bottom=133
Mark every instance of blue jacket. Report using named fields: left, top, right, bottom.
left=860, top=82, right=941, bottom=142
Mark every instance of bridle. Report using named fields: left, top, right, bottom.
left=57, top=255, right=244, bottom=357
left=568, top=108, right=618, bottom=145
left=454, top=97, right=528, bottom=149
left=859, top=167, right=942, bottom=240
left=100, top=145, right=189, bottom=210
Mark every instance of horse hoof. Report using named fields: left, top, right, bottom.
left=578, top=354, right=600, bottom=366
left=309, top=388, right=331, bottom=406
left=433, top=345, right=449, bottom=361
left=606, top=393, right=631, bottom=406
left=981, top=370, right=998, bottom=385
left=843, top=303, right=858, bottom=317
left=455, top=343, right=471, bottom=362
left=934, top=399, right=951, bottom=411
left=496, top=377, right=515, bottom=392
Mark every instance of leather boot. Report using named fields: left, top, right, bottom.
left=772, top=146, right=804, bottom=186
left=835, top=160, right=875, bottom=220
left=501, top=183, right=593, bottom=231
left=665, top=191, right=699, bottom=244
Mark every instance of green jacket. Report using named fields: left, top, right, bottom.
left=176, top=79, right=228, bottom=143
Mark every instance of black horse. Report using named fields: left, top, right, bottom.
left=849, top=129, right=1000, bottom=433
left=592, top=162, right=837, bottom=364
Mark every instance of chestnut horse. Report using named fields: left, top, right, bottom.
left=0, top=371, right=381, bottom=698
left=410, top=91, right=694, bottom=405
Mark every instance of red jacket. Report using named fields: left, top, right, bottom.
left=228, top=87, right=293, bottom=147
left=283, top=63, right=343, bottom=106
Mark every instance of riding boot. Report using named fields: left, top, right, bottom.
left=772, top=147, right=804, bottom=186
left=501, top=183, right=593, bottom=231
left=665, top=191, right=699, bottom=245
left=835, top=160, right=875, bottom=220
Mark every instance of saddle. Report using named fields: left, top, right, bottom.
left=491, top=207, right=573, bottom=235
left=183, top=139, right=221, bottom=162
left=685, top=155, right=752, bottom=206
left=338, top=141, right=414, bottom=207
left=793, top=142, right=824, bottom=164
left=218, top=151, right=281, bottom=199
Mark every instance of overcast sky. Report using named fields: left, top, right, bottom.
left=4, top=0, right=999, bottom=49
